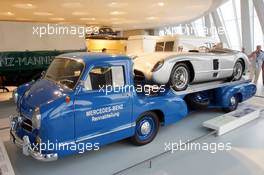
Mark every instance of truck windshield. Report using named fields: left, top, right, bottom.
left=45, top=58, right=84, bottom=89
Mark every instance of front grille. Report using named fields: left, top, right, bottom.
left=21, top=117, right=33, bottom=132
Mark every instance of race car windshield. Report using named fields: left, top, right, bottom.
left=45, top=58, right=84, bottom=89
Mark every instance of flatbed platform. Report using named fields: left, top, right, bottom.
left=172, top=78, right=251, bottom=95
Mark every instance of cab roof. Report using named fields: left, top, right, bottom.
left=57, top=52, right=131, bottom=64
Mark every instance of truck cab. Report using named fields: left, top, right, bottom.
left=10, top=52, right=256, bottom=161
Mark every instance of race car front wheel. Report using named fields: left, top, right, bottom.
left=170, top=63, right=190, bottom=91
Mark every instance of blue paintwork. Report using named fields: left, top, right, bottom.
left=212, top=82, right=256, bottom=108
left=14, top=52, right=256, bottom=158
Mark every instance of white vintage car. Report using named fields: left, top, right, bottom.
left=133, top=49, right=249, bottom=91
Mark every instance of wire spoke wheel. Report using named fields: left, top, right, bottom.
left=233, top=61, right=243, bottom=80
left=170, top=63, right=190, bottom=91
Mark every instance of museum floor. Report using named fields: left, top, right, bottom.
left=0, top=80, right=263, bottom=175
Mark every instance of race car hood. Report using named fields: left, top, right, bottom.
left=133, top=52, right=184, bottom=79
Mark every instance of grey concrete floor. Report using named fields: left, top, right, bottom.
left=123, top=109, right=264, bottom=175
left=0, top=89, right=263, bottom=175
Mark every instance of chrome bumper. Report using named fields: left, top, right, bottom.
left=10, top=115, right=58, bottom=162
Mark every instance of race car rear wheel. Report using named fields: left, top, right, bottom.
left=170, top=63, right=190, bottom=91
left=232, top=60, right=244, bottom=81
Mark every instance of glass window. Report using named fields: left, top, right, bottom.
left=112, top=66, right=125, bottom=87
left=164, top=41, right=174, bottom=51
left=45, top=58, right=84, bottom=89
left=85, top=66, right=125, bottom=91
left=155, top=42, right=165, bottom=51
left=192, top=18, right=206, bottom=37
left=253, top=7, right=264, bottom=48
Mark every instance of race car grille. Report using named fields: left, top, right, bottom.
left=21, top=117, right=33, bottom=132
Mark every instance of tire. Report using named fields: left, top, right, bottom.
left=231, top=60, right=244, bottom=81
left=131, top=112, right=160, bottom=146
left=170, top=63, right=190, bottom=91
left=223, top=94, right=239, bottom=112
left=185, top=92, right=210, bottom=110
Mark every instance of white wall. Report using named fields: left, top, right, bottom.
left=127, top=35, right=158, bottom=54
left=0, top=21, right=86, bottom=52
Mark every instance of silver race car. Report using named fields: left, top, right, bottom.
left=133, top=49, right=249, bottom=91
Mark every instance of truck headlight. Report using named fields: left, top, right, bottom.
left=13, top=88, right=18, bottom=104
left=152, top=60, right=164, bottom=72
left=32, top=107, right=41, bottom=129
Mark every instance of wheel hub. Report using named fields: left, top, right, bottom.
left=230, top=96, right=236, bottom=105
left=140, top=121, right=151, bottom=135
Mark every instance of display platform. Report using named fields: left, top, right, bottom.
left=0, top=139, right=14, bottom=175
left=1, top=98, right=263, bottom=175
left=203, top=105, right=261, bottom=135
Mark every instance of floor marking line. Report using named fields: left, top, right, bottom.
left=112, top=130, right=217, bottom=175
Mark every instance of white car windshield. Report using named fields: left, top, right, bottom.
left=45, top=58, right=84, bottom=89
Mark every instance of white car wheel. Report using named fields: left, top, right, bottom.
left=233, top=61, right=243, bottom=81
left=170, top=63, right=190, bottom=91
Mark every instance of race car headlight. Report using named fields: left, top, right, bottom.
left=152, top=60, right=164, bottom=72
left=32, top=107, right=41, bottom=129
left=12, top=89, right=18, bottom=104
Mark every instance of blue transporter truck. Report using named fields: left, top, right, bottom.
left=10, top=53, right=256, bottom=161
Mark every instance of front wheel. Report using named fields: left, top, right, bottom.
left=170, top=63, right=190, bottom=91
left=131, top=112, right=159, bottom=146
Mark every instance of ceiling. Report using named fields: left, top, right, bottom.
left=0, top=0, right=224, bottom=30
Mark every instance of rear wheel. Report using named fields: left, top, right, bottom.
left=223, top=94, right=239, bottom=112
left=170, top=63, right=190, bottom=91
left=131, top=112, right=159, bottom=146
left=231, top=60, right=244, bottom=81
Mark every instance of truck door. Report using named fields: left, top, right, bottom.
left=74, top=62, right=133, bottom=144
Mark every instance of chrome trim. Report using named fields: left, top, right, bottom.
left=195, top=69, right=233, bottom=74
left=12, top=88, right=18, bottom=104
left=10, top=115, right=58, bottom=162
left=22, top=121, right=32, bottom=128
left=77, top=122, right=136, bottom=142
